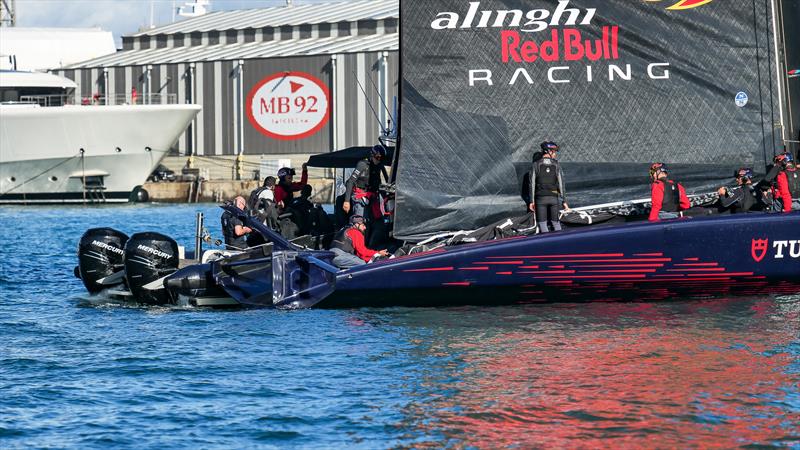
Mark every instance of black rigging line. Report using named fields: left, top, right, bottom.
left=764, top=0, right=777, bottom=156
left=752, top=0, right=769, bottom=170
left=351, top=69, right=386, bottom=135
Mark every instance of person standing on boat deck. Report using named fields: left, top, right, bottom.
left=330, top=215, right=389, bottom=269
left=528, top=141, right=569, bottom=233
left=274, top=164, right=308, bottom=209
left=773, top=152, right=800, bottom=212
left=717, top=168, right=757, bottom=214
left=343, top=145, right=389, bottom=220
left=221, top=196, right=252, bottom=250
left=648, top=163, right=690, bottom=221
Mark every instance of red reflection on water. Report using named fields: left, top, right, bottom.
left=408, top=299, right=800, bottom=447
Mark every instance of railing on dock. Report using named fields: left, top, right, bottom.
left=16, top=93, right=179, bottom=107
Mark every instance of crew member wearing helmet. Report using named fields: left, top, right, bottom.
left=329, top=215, right=389, bottom=268
left=718, top=168, right=757, bottom=214
left=343, top=145, right=389, bottom=219
left=529, top=141, right=569, bottom=233
left=649, top=163, right=690, bottom=221
left=773, top=152, right=800, bottom=212
left=274, top=163, right=309, bottom=208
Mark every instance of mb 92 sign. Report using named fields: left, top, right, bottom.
left=246, top=71, right=330, bottom=141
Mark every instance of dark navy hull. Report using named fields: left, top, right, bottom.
left=310, top=212, right=800, bottom=308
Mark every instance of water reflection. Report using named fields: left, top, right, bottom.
left=376, top=298, right=800, bottom=447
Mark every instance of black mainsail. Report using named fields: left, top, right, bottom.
left=395, top=0, right=789, bottom=240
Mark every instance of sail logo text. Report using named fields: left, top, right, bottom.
left=431, top=1, right=596, bottom=33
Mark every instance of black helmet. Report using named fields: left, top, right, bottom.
left=277, top=167, right=296, bottom=179
left=540, top=141, right=559, bottom=153
left=734, top=167, right=753, bottom=180
left=370, top=145, right=387, bottom=160
left=349, top=215, right=365, bottom=225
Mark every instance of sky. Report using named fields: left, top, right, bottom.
left=14, top=0, right=337, bottom=46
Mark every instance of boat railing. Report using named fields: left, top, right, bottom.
left=17, top=93, right=179, bottom=107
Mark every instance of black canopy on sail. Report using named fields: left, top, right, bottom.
left=394, top=0, right=786, bottom=240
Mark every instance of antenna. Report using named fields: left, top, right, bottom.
left=0, top=0, right=17, bottom=27
left=178, top=0, right=210, bottom=18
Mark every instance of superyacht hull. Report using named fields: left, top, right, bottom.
left=0, top=104, right=200, bottom=203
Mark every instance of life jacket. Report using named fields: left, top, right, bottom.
left=786, top=168, right=800, bottom=198
left=331, top=227, right=355, bottom=254
left=247, top=186, right=268, bottom=211
left=220, top=211, right=246, bottom=249
left=535, top=159, right=560, bottom=197
left=658, top=179, right=682, bottom=212
left=353, top=159, right=371, bottom=190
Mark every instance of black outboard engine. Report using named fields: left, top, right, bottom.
left=123, top=232, right=179, bottom=305
left=76, top=228, right=129, bottom=293
left=164, top=264, right=227, bottom=298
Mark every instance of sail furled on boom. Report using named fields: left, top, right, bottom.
left=395, top=0, right=784, bottom=239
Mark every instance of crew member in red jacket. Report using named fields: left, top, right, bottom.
left=329, top=215, right=388, bottom=268
left=649, top=163, right=690, bottom=222
left=773, top=152, right=800, bottom=212
left=274, top=163, right=308, bottom=208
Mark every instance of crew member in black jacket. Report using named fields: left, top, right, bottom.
left=528, top=141, right=569, bottom=233
left=718, top=168, right=757, bottom=213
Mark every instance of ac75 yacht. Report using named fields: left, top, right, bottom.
left=0, top=70, right=200, bottom=203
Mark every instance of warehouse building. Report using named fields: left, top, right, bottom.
left=55, top=0, right=398, bottom=180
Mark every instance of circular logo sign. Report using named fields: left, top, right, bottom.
left=735, top=91, right=749, bottom=108
left=246, top=71, right=330, bottom=141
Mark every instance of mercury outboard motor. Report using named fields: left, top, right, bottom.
left=123, top=232, right=179, bottom=305
left=76, top=228, right=129, bottom=293
left=164, top=263, right=227, bottom=298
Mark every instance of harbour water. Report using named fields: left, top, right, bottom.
left=1, top=204, right=798, bottom=448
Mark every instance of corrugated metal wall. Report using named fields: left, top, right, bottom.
left=55, top=50, right=398, bottom=157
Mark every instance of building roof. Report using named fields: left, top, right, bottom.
left=133, top=0, right=398, bottom=36
left=63, top=32, right=398, bottom=68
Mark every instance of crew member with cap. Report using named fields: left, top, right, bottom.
left=329, top=215, right=389, bottom=269
left=221, top=196, right=252, bottom=250
left=274, top=163, right=309, bottom=208
left=718, top=168, right=757, bottom=214
left=649, top=163, right=690, bottom=221
left=773, top=152, right=800, bottom=212
left=528, top=141, right=569, bottom=233
left=343, top=145, right=389, bottom=219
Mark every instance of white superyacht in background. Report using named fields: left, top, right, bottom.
left=0, top=70, right=200, bottom=204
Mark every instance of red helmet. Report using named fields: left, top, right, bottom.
left=649, top=162, right=668, bottom=178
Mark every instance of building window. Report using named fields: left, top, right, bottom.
left=358, top=20, right=377, bottom=35
left=208, top=31, right=220, bottom=45
left=244, top=28, right=256, bottom=43
left=299, top=24, right=312, bottom=39
left=337, top=21, right=351, bottom=36
left=191, top=31, right=202, bottom=46
left=318, top=23, right=331, bottom=38
left=280, top=25, right=293, bottom=39
left=226, top=30, right=238, bottom=44
left=262, top=27, right=274, bottom=41
left=385, top=18, right=398, bottom=34
left=174, top=32, right=185, bottom=47
left=157, top=35, right=168, bottom=48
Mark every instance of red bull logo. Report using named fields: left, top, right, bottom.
left=647, top=0, right=714, bottom=10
